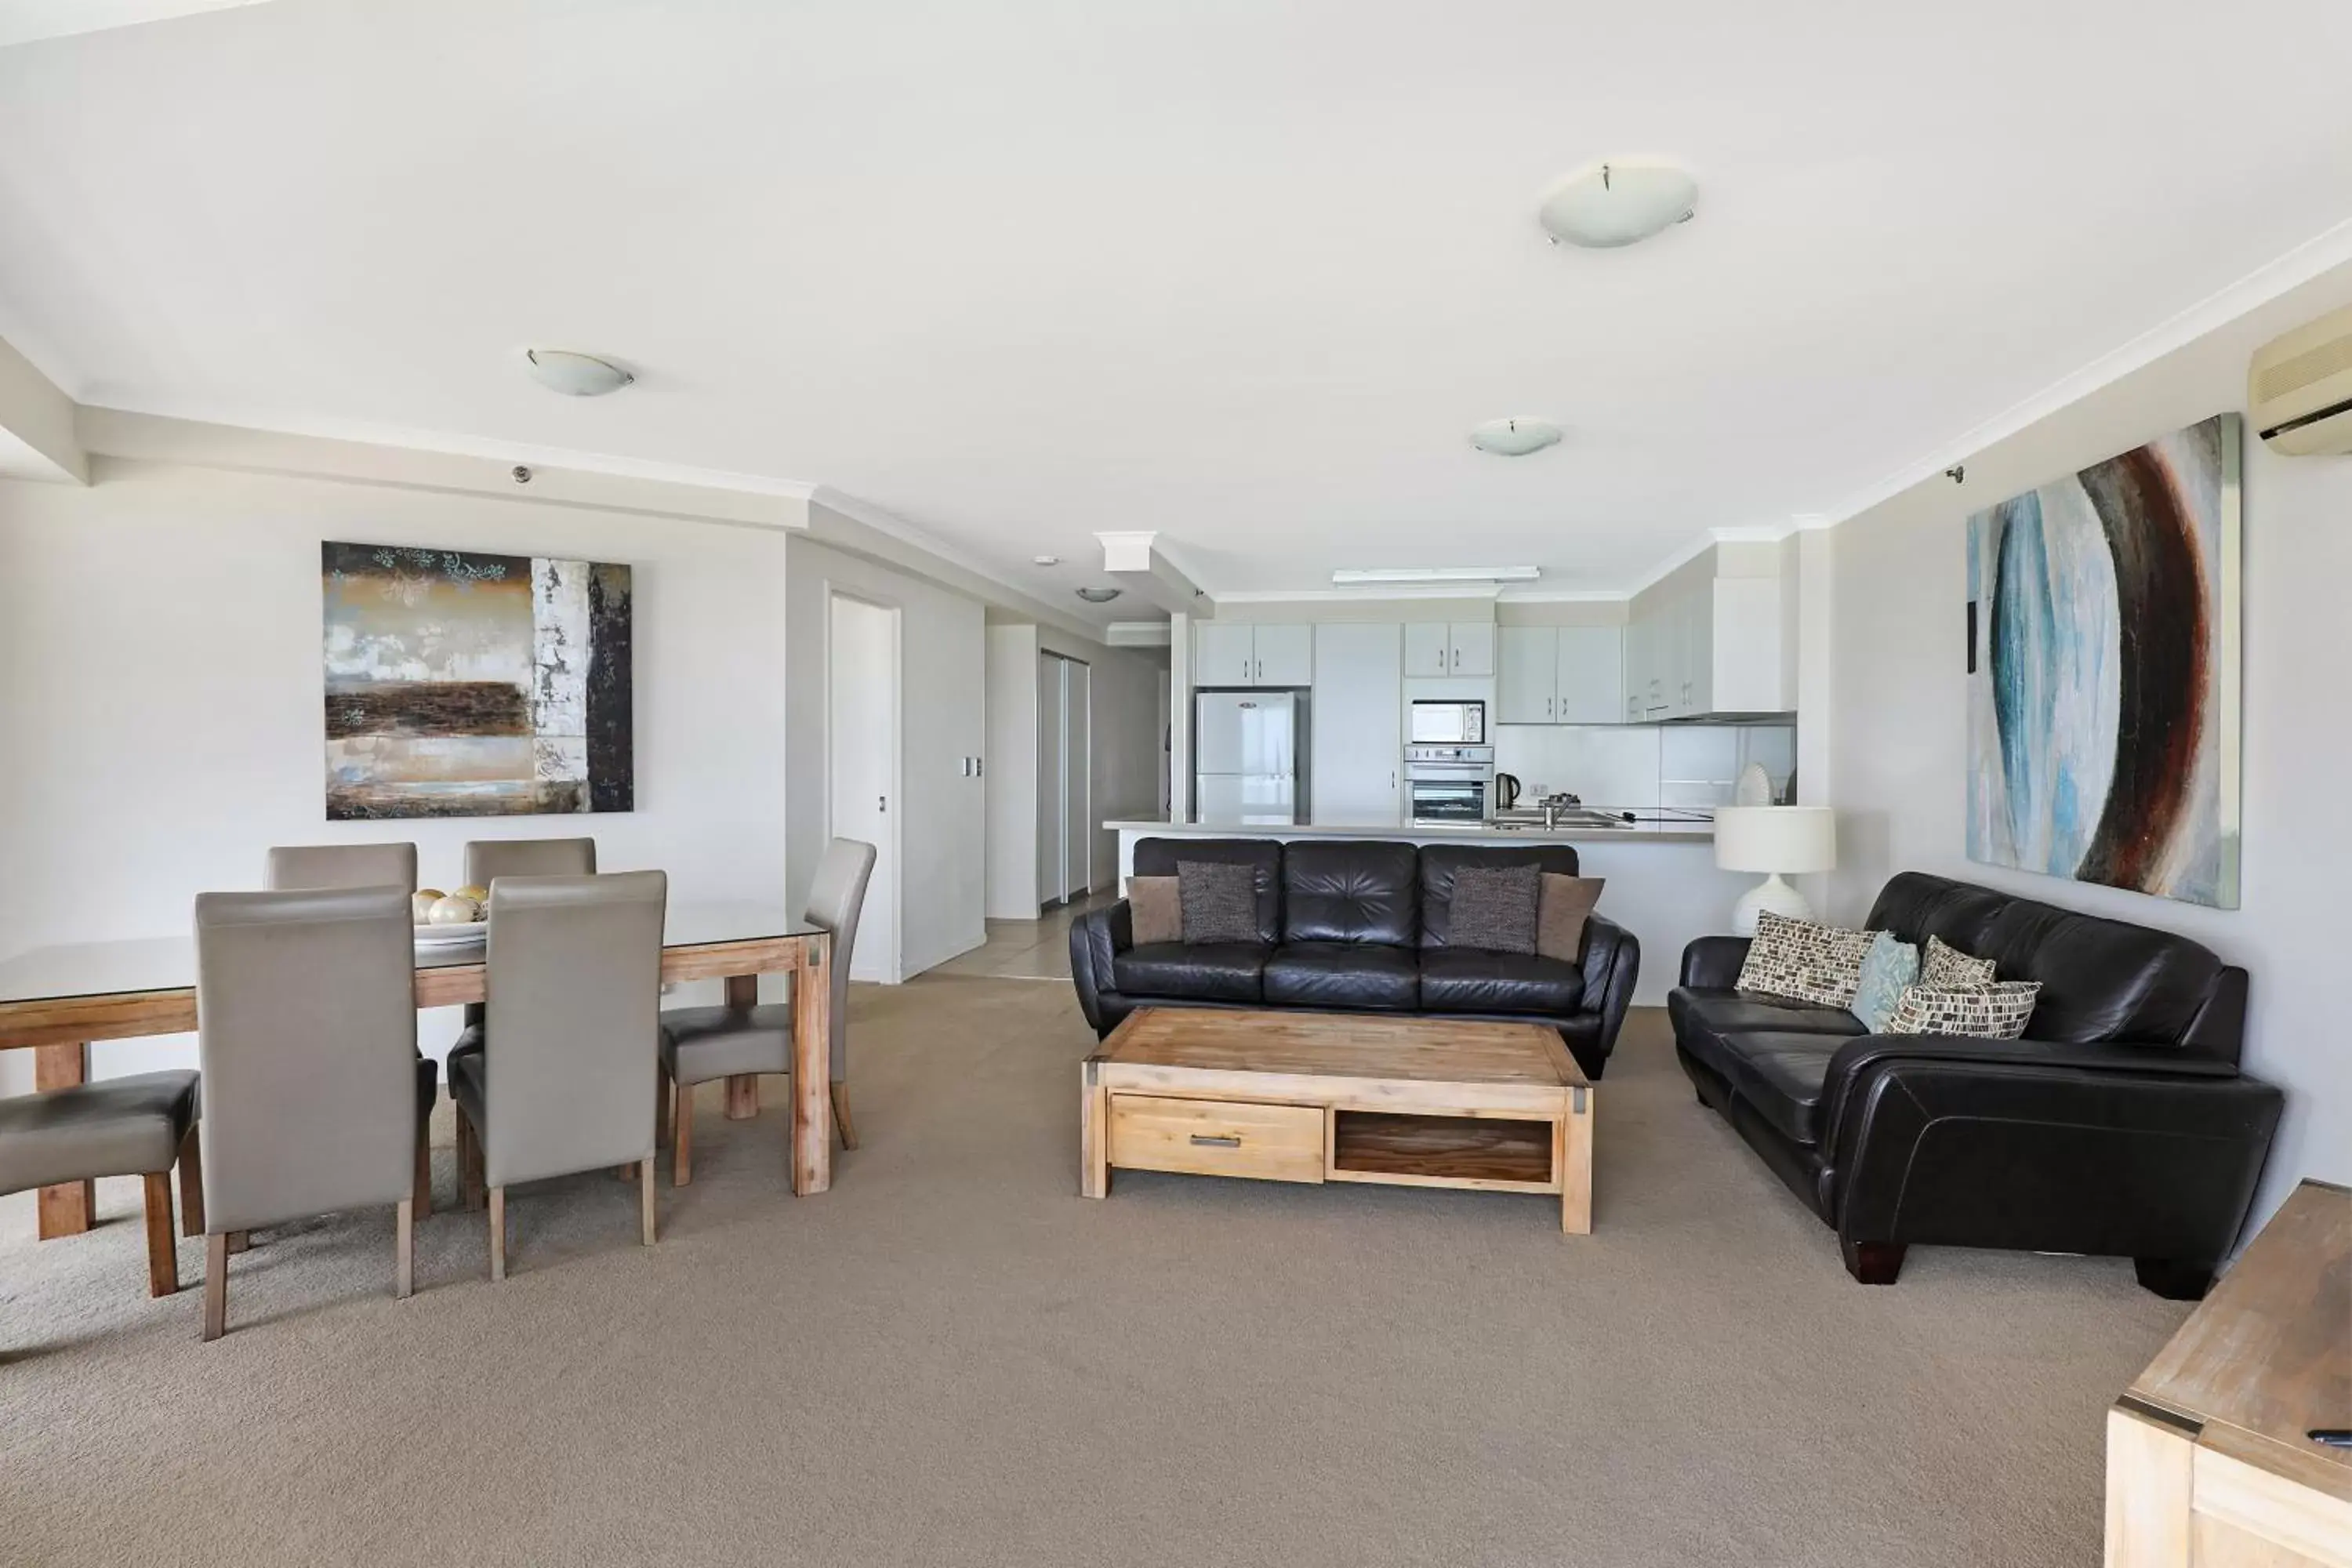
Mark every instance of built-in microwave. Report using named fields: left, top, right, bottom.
left=1408, top=699, right=1485, bottom=744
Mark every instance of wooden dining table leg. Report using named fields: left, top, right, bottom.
left=722, top=975, right=760, bottom=1120
left=791, top=935, right=831, bottom=1196
left=34, top=1043, right=95, bottom=1239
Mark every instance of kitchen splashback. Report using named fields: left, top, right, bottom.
left=1494, top=723, right=1795, bottom=810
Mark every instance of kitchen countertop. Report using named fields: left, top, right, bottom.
left=1105, top=818, right=1715, bottom=845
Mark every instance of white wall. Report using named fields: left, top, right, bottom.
left=1824, top=260, right=2352, bottom=1235
left=785, top=528, right=986, bottom=978
left=0, top=457, right=791, bottom=1108
left=984, top=623, right=1041, bottom=918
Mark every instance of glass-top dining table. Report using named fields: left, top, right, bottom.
left=0, top=901, right=836, bottom=1238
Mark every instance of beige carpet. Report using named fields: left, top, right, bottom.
left=0, top=983, right=2187, bottom=1567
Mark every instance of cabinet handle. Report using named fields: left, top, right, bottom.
left=1256, top=659, right=1264, bottom=680
left=1189, top=1134, right=1242, bottom=1148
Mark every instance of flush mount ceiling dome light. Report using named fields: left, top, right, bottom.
left=524, top=348, right=634, bottom=397
left=1468, top=417, right=1563, bottom=456
left=1074, top=586, right=1123, bottom=604
left=1537, top=159, right=1697, bottom=249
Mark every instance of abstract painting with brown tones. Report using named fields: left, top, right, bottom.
left=1965, top=415, right=2240, bottom=908
left=323, top=543, right=633, bottom=818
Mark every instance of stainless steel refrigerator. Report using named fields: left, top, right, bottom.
left=1193, top=690, right=1307, bottom=824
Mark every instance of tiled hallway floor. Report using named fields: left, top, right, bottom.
left=928, top=890, right=1117, bottom=981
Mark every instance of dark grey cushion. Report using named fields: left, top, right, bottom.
left=1446, top=865, right=1540, bottom=955
left=0, top=1069, right=198, bottom=1196
left=1178, top=860, right=1261, bottom=946
left=661, top=1003, right=793, bottom=1084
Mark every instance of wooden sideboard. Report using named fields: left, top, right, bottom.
left=2105, top=1178, right=2351, bottom=1566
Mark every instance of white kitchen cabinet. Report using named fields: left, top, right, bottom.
left=1555, top=625, right=1624, bottom=723
left=1195, top=622, right=1257, bottom=686
left=1446, top=622, right=1494, bottom=677
left=1497, top=626, right=1556, bottom=724
left=1195, top=622, right=1312, bottom=687
left=1253, top=622, right=1313, bottom=686
left=1706, top=579, right=1786, bottom=712
left=1620, top=566, right=1791, bottom=719
left=1403, top=622, right=1451, bottom=677
left=1310, top=622, right=1403, bottom=825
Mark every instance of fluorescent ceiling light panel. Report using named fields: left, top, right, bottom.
left=1330, top=567, right=1541, bottom=586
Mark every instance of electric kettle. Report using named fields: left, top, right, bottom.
left=1494, top=772, right=1522, bottom=810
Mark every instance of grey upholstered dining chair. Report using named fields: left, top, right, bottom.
left=263, top=840, right=437, bottom=1214
left=445, top=837, right=599, bottom=1090
left=450, top=870, right=666, bottom=1279
left=264, top=841, right=418, bottom=895
left=0, top=1072, right=201, bottom=1301
left=658, top=838, right=876, bottom=1185
left=194, top=884, right=420, bottom=1340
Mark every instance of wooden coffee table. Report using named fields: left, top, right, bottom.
left=1080, top=1007, right=1592, bottom=1232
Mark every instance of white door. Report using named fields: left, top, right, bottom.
left=1063, top=660, right=1091, bottom=899
left=1194, top=622, right=1256, bottom=686
left=1036, top=654, right=1065, bottom=909
left=1497, top=626, right=1556, bottom=724
left=1447, top=622, right=1495, bottom=677
left=828, top=593, right=898, bottom=982
left=1555, top=625, right=1626, bottom=723
left=1402, top=622, right=1450, bottom=677
left=1311, top=622, right=1402, bottom=825
left=1252, top=623, right=1313, bottom=686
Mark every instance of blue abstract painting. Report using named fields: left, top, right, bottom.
left=1965, top=415, right=2240, bottom=908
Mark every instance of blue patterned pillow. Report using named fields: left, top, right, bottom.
left=1850, top=931, right=1921, bottom=1033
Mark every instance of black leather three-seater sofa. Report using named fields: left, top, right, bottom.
left=1069, top=837, right=1641, bottom=1079
left=1669, top=871, right=2282, bottom=1298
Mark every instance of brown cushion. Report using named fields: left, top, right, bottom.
left=1178, top=860, right=1260, bottom=945
left=1536, top=874, right=1604, bottom=962
left=1446, top=864, right=1540, bottom=955
left=1126, top=876, right=1181, bottom=946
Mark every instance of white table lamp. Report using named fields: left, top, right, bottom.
left=1714, top=806, right=1836, bottom=935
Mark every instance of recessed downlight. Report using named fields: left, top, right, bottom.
left=1033, top=554, right=1062, bottom=566
left=1469, top=417, right=1563, bottom=456
left=524, top=348, right=634, bottom=397
left=1537, top=160, right=1697, bottom=249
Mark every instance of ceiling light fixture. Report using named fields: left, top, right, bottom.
left=1330, top=567, right=1542, bottom=586
left=1468, top=418, right=1563, bottom=456
left=524, top=348, right=634, bottom=397
left=1074, top=586, right=1123, bottom=604
left=1537, top=159, right=1697, bottom=249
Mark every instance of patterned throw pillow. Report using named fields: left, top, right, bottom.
left=1884, top=981, right=2042, bottom=1039
left=1735, top=909, right=1880, bottom=1008
left=1849, top=931, right=1921, bottom=1033
left=1448, top=865, right=1541, bottom=954
left=1536, top=874, right=1606, bottom=962
left=1176, top=860, right=1261, bottom=945
left=1125, top=876, right=1181, bottom=946
left=1922, top=935, right=1998, bottom=989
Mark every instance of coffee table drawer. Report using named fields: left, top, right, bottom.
left=1108, top=1095, right=1324, bottom=1184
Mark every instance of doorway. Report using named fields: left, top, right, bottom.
left=1036, top=652, right=1091, bottom=909
left=827, top=591, right=900, bottom=982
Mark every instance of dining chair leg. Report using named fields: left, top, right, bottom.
left=413, top=1123, right=434, bottom=1220
left=142, top=1171, right=180, bottom=1298
left=655, top=1074, right=671, bottom=1150
left=177, top=1127, right=206, bottom=1239
left=488, top=1186, right=506, bottom=1282
left=830, top=1080, right=859, bottom=1151
left=639, top=1158, right=656, bottom=1247
left=725, top=1074, right=760, bottom=1120
left=673, top=1082, right=695, bottom=1187
left=395, top=1196, right=415, bottom=1300
left=227, top=1230, right=250, bottom=1254
left=459, top=1109, right=485, bottom=1211
left=201, top=1233, right=229, bottom=1341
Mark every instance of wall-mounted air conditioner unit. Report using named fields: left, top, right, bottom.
left=2249, top=301, right=2352, bottom=455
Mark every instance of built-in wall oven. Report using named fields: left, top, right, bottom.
left=1405, top=744, right=1494, bottom=825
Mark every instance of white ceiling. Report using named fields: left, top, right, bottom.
left=3, top=0, right=2351, bottom=619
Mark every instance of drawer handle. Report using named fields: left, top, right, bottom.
left=1189, top=1134, right=1243, bottom=1148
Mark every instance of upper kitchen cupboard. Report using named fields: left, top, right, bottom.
left=1403, top=621, right=1494, bottom=678
left=1195, top=621, right=1312, bottom=687
left=1498, top=625, right=1624, bottom=724
left=1624, top=574, right=1787, bottom=720
left=1310, top=622, right=1403, bottom=825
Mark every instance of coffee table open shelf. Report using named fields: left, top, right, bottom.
left=1082, top=1007, right=1592, bottom=1232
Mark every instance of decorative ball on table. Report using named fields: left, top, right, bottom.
left=1714, top=806, right=1836, bottom=935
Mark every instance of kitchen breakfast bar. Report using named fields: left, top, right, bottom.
left=1105, top=819, right=1752, bottom=1007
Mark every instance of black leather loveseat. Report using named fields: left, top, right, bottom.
left=1670, top=871, right=2281, bottom=1298
left=1069, top=837, right=1640, bottom=1079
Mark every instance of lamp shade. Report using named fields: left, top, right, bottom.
left=1714, top=807, right=1836, bottom=875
